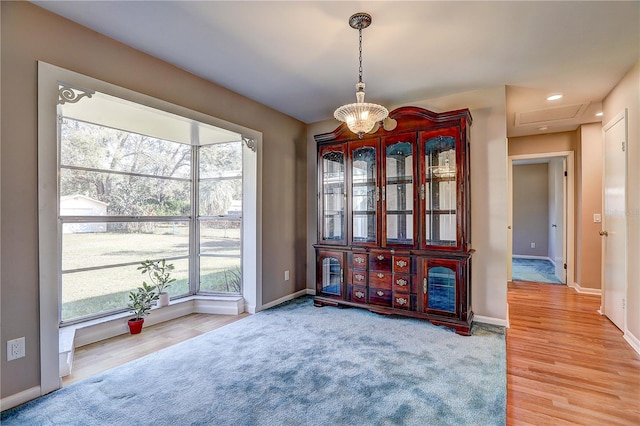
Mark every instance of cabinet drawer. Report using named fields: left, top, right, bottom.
left=352, top=271, right=367, bottom=285
left=369, top=251, right=392, bottom=271
left=393, top=292, right=411, bottom=310
left=352, top=253, right=368, bottom=269
left=369, top=271, right=392, bottom=289
left=393, top=256, right=411, bottom=273
left=369, top=287, right=392, bottom=307
left=349, top=285, right=367, bottom=304
left=393, top=274, right=411, bottom=292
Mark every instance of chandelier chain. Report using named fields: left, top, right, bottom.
left=358, top=28, right=363, bottom=83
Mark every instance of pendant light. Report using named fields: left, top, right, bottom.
left=334, top=12, right=388, bottom=139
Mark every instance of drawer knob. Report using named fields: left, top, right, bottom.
left=396, top=260, right=407, bottom=268
left=377, top=290, right=385, bottom=296
left=377, top=254, right=385, bottom=260
left=377, top=273, right=384, bottom=278
left=396, top=297, right=408, bottom=305
left=355, top=291, right=365, bottom=299
left=396, top=278, right=407, bottom=287
left=355, top=273, right=365, bottom=281
left=355, top=257, right=365, bottom=264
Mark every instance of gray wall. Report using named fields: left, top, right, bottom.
left=513, top=163, right=549, bottom=256
left=1, top=2, right=307, bottom=399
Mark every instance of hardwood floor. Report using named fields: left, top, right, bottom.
left=63, top=312, right=248, bottom=385
left=507, top=281, right=640, bottom=425
left=65, top=284, right=640, bottom=425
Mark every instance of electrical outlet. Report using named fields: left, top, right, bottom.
left=284, top=270, right=290, bottom=281
left=7, top=337, right=25, bottom=361
left=530, top=242, right=536, bottom=249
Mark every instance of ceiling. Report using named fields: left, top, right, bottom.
left=32, top=1, right=639, bottom=137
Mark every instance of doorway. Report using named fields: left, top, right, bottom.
left=508, top=152, right=574, bottom=286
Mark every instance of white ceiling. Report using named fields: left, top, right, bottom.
left=33, top=1, right=639, bottom=137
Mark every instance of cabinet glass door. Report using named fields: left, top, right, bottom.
left=320, top=146, right=345, bottom=243
left=423, top=132, right=458, bottom=248
left=422, top=259, right=458, bottom=315
left=350, top=141, right=378, bottom=245
left=384, top=137, right=415, bottom=246
left=321, top=256, right=342, bottom=296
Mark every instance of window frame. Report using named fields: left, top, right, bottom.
left=38, top=62, right=262, bottom=395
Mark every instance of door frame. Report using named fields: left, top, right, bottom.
left=507, top=151, right=574, bottom=286
left=600, top=110, right=628, bottom=328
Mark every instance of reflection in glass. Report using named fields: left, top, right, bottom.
left=427, top=266, right=455, bottom=312
left=352, top=146, right=377, bottom=242
left=425, top=136, right=457, bottom=246
left=321, top=257, right=341, bottom=295
left=322, top=151, right=345, bottom=240
left=386, top=142, right=413, bottom=244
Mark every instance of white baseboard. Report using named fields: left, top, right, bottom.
left=306, top=288, right=316, bottom=296
left=1, top=386, right=41, bottom=411
left=261, top=289, right=308, bottom=310
left=194, top=297, right=244, bottom=315
left=473, top=314, right=509, bottom=328
left=569, top=282, right=602, bottom=295
left=623, top=329, right=640, bottom=356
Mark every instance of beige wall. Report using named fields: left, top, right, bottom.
left=1, top=2, right=307, bottom=399
left=513, top=164, right=549, bottom=256
left=576, top=123, right=603, bottom=290
left=603, top=60, right=640, bottom=343
left=509, top=132, right=575, bottom=156
left=307, top=86, right=510, bottom=323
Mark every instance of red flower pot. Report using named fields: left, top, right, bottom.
left=128, top=318, right=144, bottom=334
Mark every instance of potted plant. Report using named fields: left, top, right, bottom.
left=127, top=282, right=158, bottom=334
left=138, top=259, right=176, bottom=307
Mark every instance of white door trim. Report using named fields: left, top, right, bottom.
left=507, top=151, right=575, bottom=286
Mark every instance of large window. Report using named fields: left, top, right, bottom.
left=57, top=86, right=249, bottom=324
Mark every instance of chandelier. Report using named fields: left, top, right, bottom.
left=334, top=12, right=388, bottom=139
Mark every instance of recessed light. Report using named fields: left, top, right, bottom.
left=595, top=111, right=603, bottom=117
left=546, top=94, right=563, bottom=101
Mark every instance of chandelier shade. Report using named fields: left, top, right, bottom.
left=334, top=13, right=388, bottom=138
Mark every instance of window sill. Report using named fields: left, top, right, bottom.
left=59, top=294, right=246, bottom=377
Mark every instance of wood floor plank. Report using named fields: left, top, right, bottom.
left=507, top=281, right=640, bottom=426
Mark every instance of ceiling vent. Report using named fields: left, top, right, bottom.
left=515, top=103, right=589, bottom=126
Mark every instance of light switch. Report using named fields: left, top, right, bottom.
left=594, top=214, right=601, bottom=223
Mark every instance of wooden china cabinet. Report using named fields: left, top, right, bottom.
left=314, top=106, right=473, bottom=335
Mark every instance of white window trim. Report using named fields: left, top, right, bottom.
left=38, top=62, right=262, bottom=395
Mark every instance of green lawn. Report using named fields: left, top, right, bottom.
left=61, top=225, right=241, bottom=322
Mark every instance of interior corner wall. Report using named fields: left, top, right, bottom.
left=1, top=1, right=307, bottom=400
left=306, top=87, right=510, bottom=323
left=577, top=123, right=603, bottom=290
left=512, top=164, right=549, bottom=257
left=603, top=60, right=640, bottom=343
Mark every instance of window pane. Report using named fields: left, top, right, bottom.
left=200, top=219, right=240, bottom=255
left=61, top=169, right=190, bottom=216
left=199, top=179, right=242, bottom=216
left=60, top=118, right=191, bottom=178
left=199, top=142, right=242, bottom=178
left=61, top=258, right=189, bottom=322
left=199, top=256, right=241, bottom=293
left=62, top=222, right=189, bottom=271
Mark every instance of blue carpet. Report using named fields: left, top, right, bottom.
left=1, top=297, right=506, bottom=425
left=512, top=257, right=562, bottom=284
